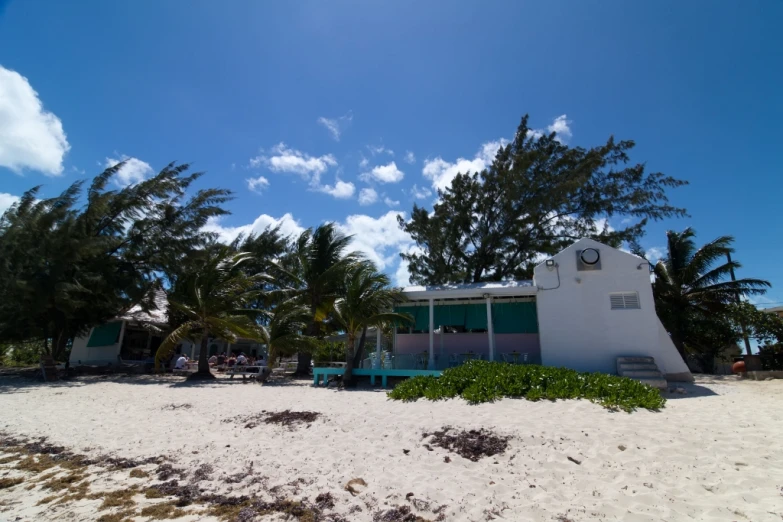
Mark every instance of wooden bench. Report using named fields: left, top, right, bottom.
left=227, top=366, right=270, bottom=382
left=312, top=367, right=442, bottom=388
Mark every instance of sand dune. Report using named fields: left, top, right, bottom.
left=0, top=374, right=781, bottom=521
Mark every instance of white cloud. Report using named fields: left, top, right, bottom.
left=368, top=145, right=394, bottom=156
left=646, top=246, right=665, bottom=263
left=410, top=184, right=432, bottom=199
left=404, top=151, right=416, bottom=164
left=249, top=143, right=337, bottom=179
left=360, top=161, right=404, bottom=184
left=421, top=139, right=506, bottom=192
left=358, top=187, right=378, bottom=206
left=0, top=192, right=20, bottom=216
left=394, top=244, right=423, bottom=287
left=203, top=213, right=305, bottom=243
left=317, top=177, right=355, bottom=199
left=384, top=196, right=400, bottom=207
left=547, top=114, right=572, bottom=142
left=317, top=111, right=352, bottom=141
left=359, top=156, right=369, bottom=169
left=104, top=155, right=154, bottom=187
left=0, top=66, right=70, bottom=176
left=526, top=114, right=573, bottom=144
left=338, top=211, right=412, bottom=273
left=246, top=175, right=270, bottom=194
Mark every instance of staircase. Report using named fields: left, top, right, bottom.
left=616, top=356, right=667, bottom=390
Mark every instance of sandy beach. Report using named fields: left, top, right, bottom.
left=0, top=374, right=781, bottom=522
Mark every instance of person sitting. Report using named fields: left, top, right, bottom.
left=217, top=353, right=226, bottom=366
left=174, top=355, right=188, bottom=370
left=208, top=354, right=218, bottom=366
left=236, top=353, right=248, bottom=366
left=256, top=354, right=267, bottom=367
left=227, top=356, right=236, bottom=368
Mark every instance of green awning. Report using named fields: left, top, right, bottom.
left=492, top=302, right=538, bottom=333
left=87, top=321, right=123, bottom=347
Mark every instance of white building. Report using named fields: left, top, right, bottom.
left=394, top=238, right=692, bottom=382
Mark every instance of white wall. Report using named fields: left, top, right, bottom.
left=534, top=238, right=692, bottom=381
left=69, top=322, right=125, bottom=366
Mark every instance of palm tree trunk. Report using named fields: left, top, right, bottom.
left=343, top=333, right=356, bottom=386
left=352, top=327, right=368, bottom=369
left=197, top=331, right=211, bottom=375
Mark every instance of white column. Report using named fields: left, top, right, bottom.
left=376, top=327, right=382, bottom=359
left=486, top=297, right=495, bottom=362
left=428, top=299, right=435, bottom=369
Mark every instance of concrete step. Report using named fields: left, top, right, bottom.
left=620, top=370, right=664, bottom=379
left=616, top=356, right=655, bottom=364
left=618, top=363, right=659, bottom=371
left=637, top=378, right=668, bottom=390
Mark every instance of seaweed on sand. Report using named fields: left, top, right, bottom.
left=422, top=427, right=510, bottom=462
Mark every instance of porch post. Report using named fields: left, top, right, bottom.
left=376, top=327, right=382, bottom=367
left=428, top=299, right=435, bottom=369
left=116, top=321, right=127, bottom=363
left=486, top=296, right=495, bottom=362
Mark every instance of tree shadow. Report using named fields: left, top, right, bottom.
left=662, top=381, right=719, bottom=399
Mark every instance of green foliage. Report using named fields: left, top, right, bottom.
left=651, top=228, right=771, bottom=367
left=758, top=344, right=783, bottom=371
left=311, top=340, right=344, bottom=363
left=0, top=340, right=46, bottom=367
left=399, top=115, right=687, bottom=284
left=0, top=162, right=232, bottom=359
left=387, top=360, right=666, bottom=412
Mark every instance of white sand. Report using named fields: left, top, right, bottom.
left=1, top=374, right=782, bottom=521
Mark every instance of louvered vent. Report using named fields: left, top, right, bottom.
left=610, top=292, right=640, bottom=310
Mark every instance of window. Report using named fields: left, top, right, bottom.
left=610, top=292, right=640, bottom=310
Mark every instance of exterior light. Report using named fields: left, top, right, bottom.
left=545, top=259, right=555, bottom=267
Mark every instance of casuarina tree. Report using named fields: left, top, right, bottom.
left=399, top=115, right=688, bottom=284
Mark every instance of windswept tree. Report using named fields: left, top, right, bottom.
left=331, top=261, right=412, bottom=386
left=399, top=115, right=688, bottom=284
left=156, top=247, right=268, bottom=377
left=260, top=299, right=314, bottom=365
left=280, top=223, right=361, bottom=374
left=0, top=162, right=231, bottom=359
left=652, top=228, right=770, bottom=366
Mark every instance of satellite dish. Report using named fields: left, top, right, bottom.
left=580, top=248, right=600, bottom=265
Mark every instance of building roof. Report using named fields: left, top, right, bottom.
left=402, top=280, right=536, bottom=300
left=117, top=289, right=169, bottom=325
left=764, top=306, right=783, bottom=313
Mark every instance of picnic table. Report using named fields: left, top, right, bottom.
left=227, top=365, right=270, bottom=382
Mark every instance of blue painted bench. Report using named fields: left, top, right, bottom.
left=312, top=367, right=442, bottom=388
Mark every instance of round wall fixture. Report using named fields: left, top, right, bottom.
left=580, top=248, right=600, bottom=265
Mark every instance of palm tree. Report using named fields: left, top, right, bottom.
left=279, top=223, right=361, bottom=374
left=155, top=247, right=268, bottom=378
left=261, top=299, right=314, bottom=366
left=331, top=261, right=412, bottom=385
left=653, top=228, right=770, bottom=359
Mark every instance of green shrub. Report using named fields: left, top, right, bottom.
left=387, top=360, right=666, bottom=412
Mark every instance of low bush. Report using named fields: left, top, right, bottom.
left=387, top=361, right=665, bottom=412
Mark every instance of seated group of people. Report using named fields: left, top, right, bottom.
left=207, top=352, right=267, bottom=368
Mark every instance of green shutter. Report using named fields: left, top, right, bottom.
left=465, top=304, right=488, bottom=331
left=86, top=321, right=123, bottom=347
left=433, top=304, right=467, bottom=328
left=492, top=302, right=538, bottom=333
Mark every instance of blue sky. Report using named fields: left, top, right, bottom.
left=1, top=1, right=781, bottom=305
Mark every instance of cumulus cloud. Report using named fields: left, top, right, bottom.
left=360, top=161, right=404, bottom=184
left=359, top=156, right=369, bottom=169
left=646, top=246, right=665, bottom=263
left=0, top=66, right=70, bottom=176
left=421, top=139, right=506, bottom=192
left=317, top=111, right=353, bottom=141
left=246, top=175, right=270, bottom=194
left=526, top=114, right=573, bottom=143
left=249, top=143, right=337, bottom=179
left=104, top=155, right=154, bottom=187
left=404, top=151, right=416, bottom=164
left=338, top=211, right=413, bottom=273
left=0, top=192, right=20, bottom=216
left=358, top=187, right=378, bottom=206
left=410, top=184, right=432, bottom=199
left=203, top=213, right=305, bottom=243
left=317, top=177, right=355, bottom=199
left=384, top=196, right=400, bottom=207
